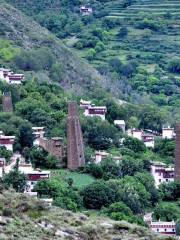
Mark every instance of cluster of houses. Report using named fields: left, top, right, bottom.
left=0, top=153, right=50, bottom=196
left=0, top=68, right=24, bottom=84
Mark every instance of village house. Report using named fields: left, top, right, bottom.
left=0, top=134, right=15, bottom=151
left=151, top=162, right=174, bottom=187
left=114, top=120, right=126, bottom=133
left=80, top=99, right=107, bottom=120
left=32, top=127, right=45, bottom=146
left=150, top=221, right=176, bottom=236
left=0, top=68, right=24, bottom=84
left=162, top=126, right=175, bottom=139
left=92, top=150, right=122, bottom=164
left=143, top=134, right=155, bottom=148
left=80, top=6, right=93, bottom=15
left=18, top=162, right=50, bottom=192
left=128, top=129, right=155, bottom=148
left=84, top=106, right=107, bottom=120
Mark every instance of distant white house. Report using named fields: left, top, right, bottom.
left=18, top=162, right=50, bottom=192
left=114, top=120, right=126, bottom=133
left=80, top=6, right=93, bottom=15
left=150, top=220, right=176, bottom=236
left=151, top=162, right=174, bottom=187
left=0, top=134, right=15, bottom=151
left=92, top=150, right=121, bottom=164
left=0, top=68, right=24, bottom=84
left=128, top=129, right=155, bottom=148
left=162, top=126, right=175, bottom=139
left=84, top=106, right=107, bottom=120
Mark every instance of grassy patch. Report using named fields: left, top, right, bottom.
left=51, top=169, right=95, bottom=189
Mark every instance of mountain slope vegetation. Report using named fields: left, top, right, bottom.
left=7, top=0, right=180, bottom=123
left=0, top=1, right=106, bottom=94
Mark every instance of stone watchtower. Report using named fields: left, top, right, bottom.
left=175, top=123, right=180, bottom=180
left=2, top=92, right=13, bottom=112
left=67, top=102, right=85, bottom=170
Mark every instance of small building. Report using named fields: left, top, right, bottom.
left=143, top=134, right=155, bottom=148
left=151, top=162, right=174, bottom=187
left=80, top=99, right=91, bottom=109
left=80, top=6, right=93, bottom=15
left=162, top=127, right=175, bottom=140
left=0, top=68, right=12, bottom=80
left=19, top=163, right=50, bottom=192
left=0, top=68, right=24, bottom=84
left=32, top=127, right=45, bottom=146
left=8, top=74, right=24, bottom=84
left=0, top=135, right=15, bottom=151
left=84, top=106, right=107, bottom=120
left=92, top=151, right=122, bottom=164
left=150, top=220, right=176, bottom=236
left=114, top=120, right=126, bottom=133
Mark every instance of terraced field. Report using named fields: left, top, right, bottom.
left=72, top=0, right=180, bottom=73
left=106, top=0, right=180, bottom=19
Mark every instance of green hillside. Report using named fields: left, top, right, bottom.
left=6, top=0, right=180, bottom=123
left=0, top=2, right=107, bottom=95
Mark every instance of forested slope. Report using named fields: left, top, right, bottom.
left=7, top=0, right=180, bottom=123
left=0, top=1, right=106, bottom=94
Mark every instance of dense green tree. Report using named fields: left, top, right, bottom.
left=153, top=202, right=180, bottom=221
left=123, top=136, right=146, bottom=152
left=18, top=122, right=33, bottom=150
left=3, top=167, right=27, bottom=192
left=81, top=180, right=115, bottom=209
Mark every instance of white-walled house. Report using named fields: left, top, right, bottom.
left=132, top=129, right=143, bottom=140
left=84, top=106, right=107, bottom=120
left=0, top=68, right=24, bottom=84
left=143, top=134, right=155, bottom=148
left=18, top=163, right=50, bottom=192
left=0, top=135, right=15, bottom=151
left=150, top=221, right=176, bottom=236
left=114, top=120, right=126, bottom=133
left=151, top=162, right=174, bottom=187
left=92, top=151, right=122, bottom=164
left=162, top=127, right=175, bottom=139
left=80, top=6, right=93, bottom=15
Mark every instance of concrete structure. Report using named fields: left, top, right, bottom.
left=32, top=127, right=45, bottom=146
left=0, top=68, right=24, bottom=84
left=2, top=92, right=13, bottom=112
left=67, top=102, right=85, bottom=170
left=175, top=124, right=180, bottom=180
left=39, top=137, right=65, bottom=163
left=84, top=106, right=107, bottom=120
left=150, top=221, right=176, bottom=236
left=162, top=127, right=175, bottom=139
left=0, top=134, right=15, bottom=151
left=151, top=162, right=174, bottom=187
left=114, top=120, right=126, bottom=133
left=80, top=6, right=93, bottom=15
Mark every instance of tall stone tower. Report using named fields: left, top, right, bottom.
left=67, top=102, right=85, bottom=170
left=2, top=92, right=13, bottom=112
left=175, top=123, right=180, bottom=180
